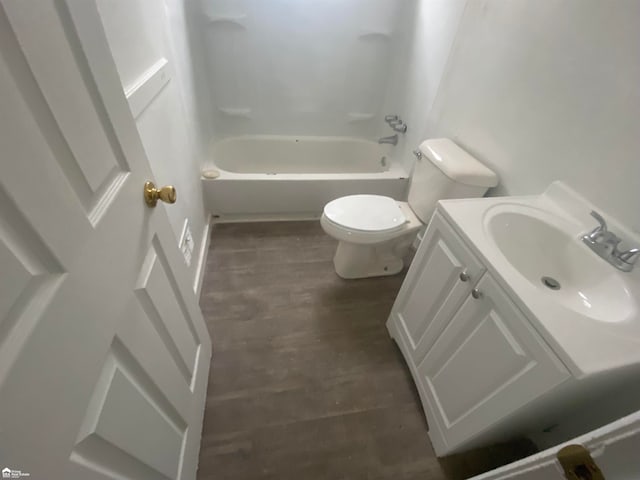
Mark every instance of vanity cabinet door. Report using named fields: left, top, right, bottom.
left=416, top=273, right=570, bottom=454
left=388, top=211, right=484, bottom=364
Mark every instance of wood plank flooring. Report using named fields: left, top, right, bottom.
left=197, top=221, right=535, bottom=480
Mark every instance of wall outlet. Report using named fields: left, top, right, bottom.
left=179, top=219, right=194, bottom=267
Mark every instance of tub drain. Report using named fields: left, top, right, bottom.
left=541, top=276, right=561, bottom=290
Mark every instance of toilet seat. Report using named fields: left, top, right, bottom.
left=323, top=195, right=407, bottom=233
left=321, top=200, right=422, bottom=245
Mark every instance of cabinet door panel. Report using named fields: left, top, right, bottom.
left=400, top=238, right=461, bottom=342
left=389, top=212, right=484, bottom=364
left=430, top=310, right=532, bottom=423
left=417, top=273, right=569, bottom=453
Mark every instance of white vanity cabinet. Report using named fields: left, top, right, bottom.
left=387, top=210, right=571, bottom=455
left=415, top=273, right=569, bottom=454
left=389, top=212, right=485, bottom=364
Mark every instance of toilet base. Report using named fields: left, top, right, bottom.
left=333, top=236, right=414, bottom=279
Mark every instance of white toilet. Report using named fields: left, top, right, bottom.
left=320, top=138, right=498, bottom=279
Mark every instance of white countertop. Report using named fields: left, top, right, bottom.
left=437, top=182, right=640, bottom=379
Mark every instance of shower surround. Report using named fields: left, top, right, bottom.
left=198, top=0, right=411, bottom=217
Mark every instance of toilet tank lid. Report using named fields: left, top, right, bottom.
left=418, top=138, right=498, bottom=188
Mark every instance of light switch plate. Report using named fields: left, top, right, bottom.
left=179, top=218, right=194, bottom=266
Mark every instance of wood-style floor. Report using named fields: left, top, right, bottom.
left=197, top=221, right=535, bottom=480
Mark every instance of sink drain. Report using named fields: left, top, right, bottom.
left=541, top=276, right=561, bottom=290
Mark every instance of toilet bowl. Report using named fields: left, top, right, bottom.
left=321, top=138, right=498, bottom=279
left=321, top=196, right=422, bottom=278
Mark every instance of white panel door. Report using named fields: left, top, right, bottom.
left=388, top=212, right=484, bottom=364
left=417, top=273, right=569, bottom=454
left=0, top=2, right=211, bottom=479
left=471, top=409, right=640, bottom=480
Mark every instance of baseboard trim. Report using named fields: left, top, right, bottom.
left=212, top=213, right=321, bottom=223
left=193, top=215, right=212, bottom=298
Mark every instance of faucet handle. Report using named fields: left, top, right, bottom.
left=589, top=210, right=608, bottom=233
left=617, top=247, right=640, bottom=265
left=384, top=115, right=398, bottom=122
left=392, top=123, right=408, bottom=133
left=585, top=210, right=610, bottom=241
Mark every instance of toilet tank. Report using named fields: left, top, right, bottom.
left=407, top=138, right=498, bottom=223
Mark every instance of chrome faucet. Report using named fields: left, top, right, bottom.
left=582, top=211, right=640, bottom=272
left=378, top=134, right=398, bottom=146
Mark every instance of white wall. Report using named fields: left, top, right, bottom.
left=198, top=0, right=409, bottom=139
left=381, top=0, right=468, bottom=173
left=167, top=0, right=216, bottom=160
left=97, top=0, right=211, bottom=282
left=426, top=0, right=640, bottom=232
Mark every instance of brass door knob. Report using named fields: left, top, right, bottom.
left=144, top=181, right=176, bottom=207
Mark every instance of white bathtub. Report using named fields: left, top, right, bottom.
left=202, top=135, right=408, bottom=219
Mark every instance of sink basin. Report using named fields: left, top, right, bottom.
left=485, top=205, right=635, bottom=323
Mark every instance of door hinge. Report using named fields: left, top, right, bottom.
left=557, top=444, right=605, bottom=480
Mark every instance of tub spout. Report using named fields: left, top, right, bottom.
left=378, top=134, right=398, bottom=146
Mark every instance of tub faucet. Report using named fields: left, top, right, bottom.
left=378, top=134, right=398, bottom=146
